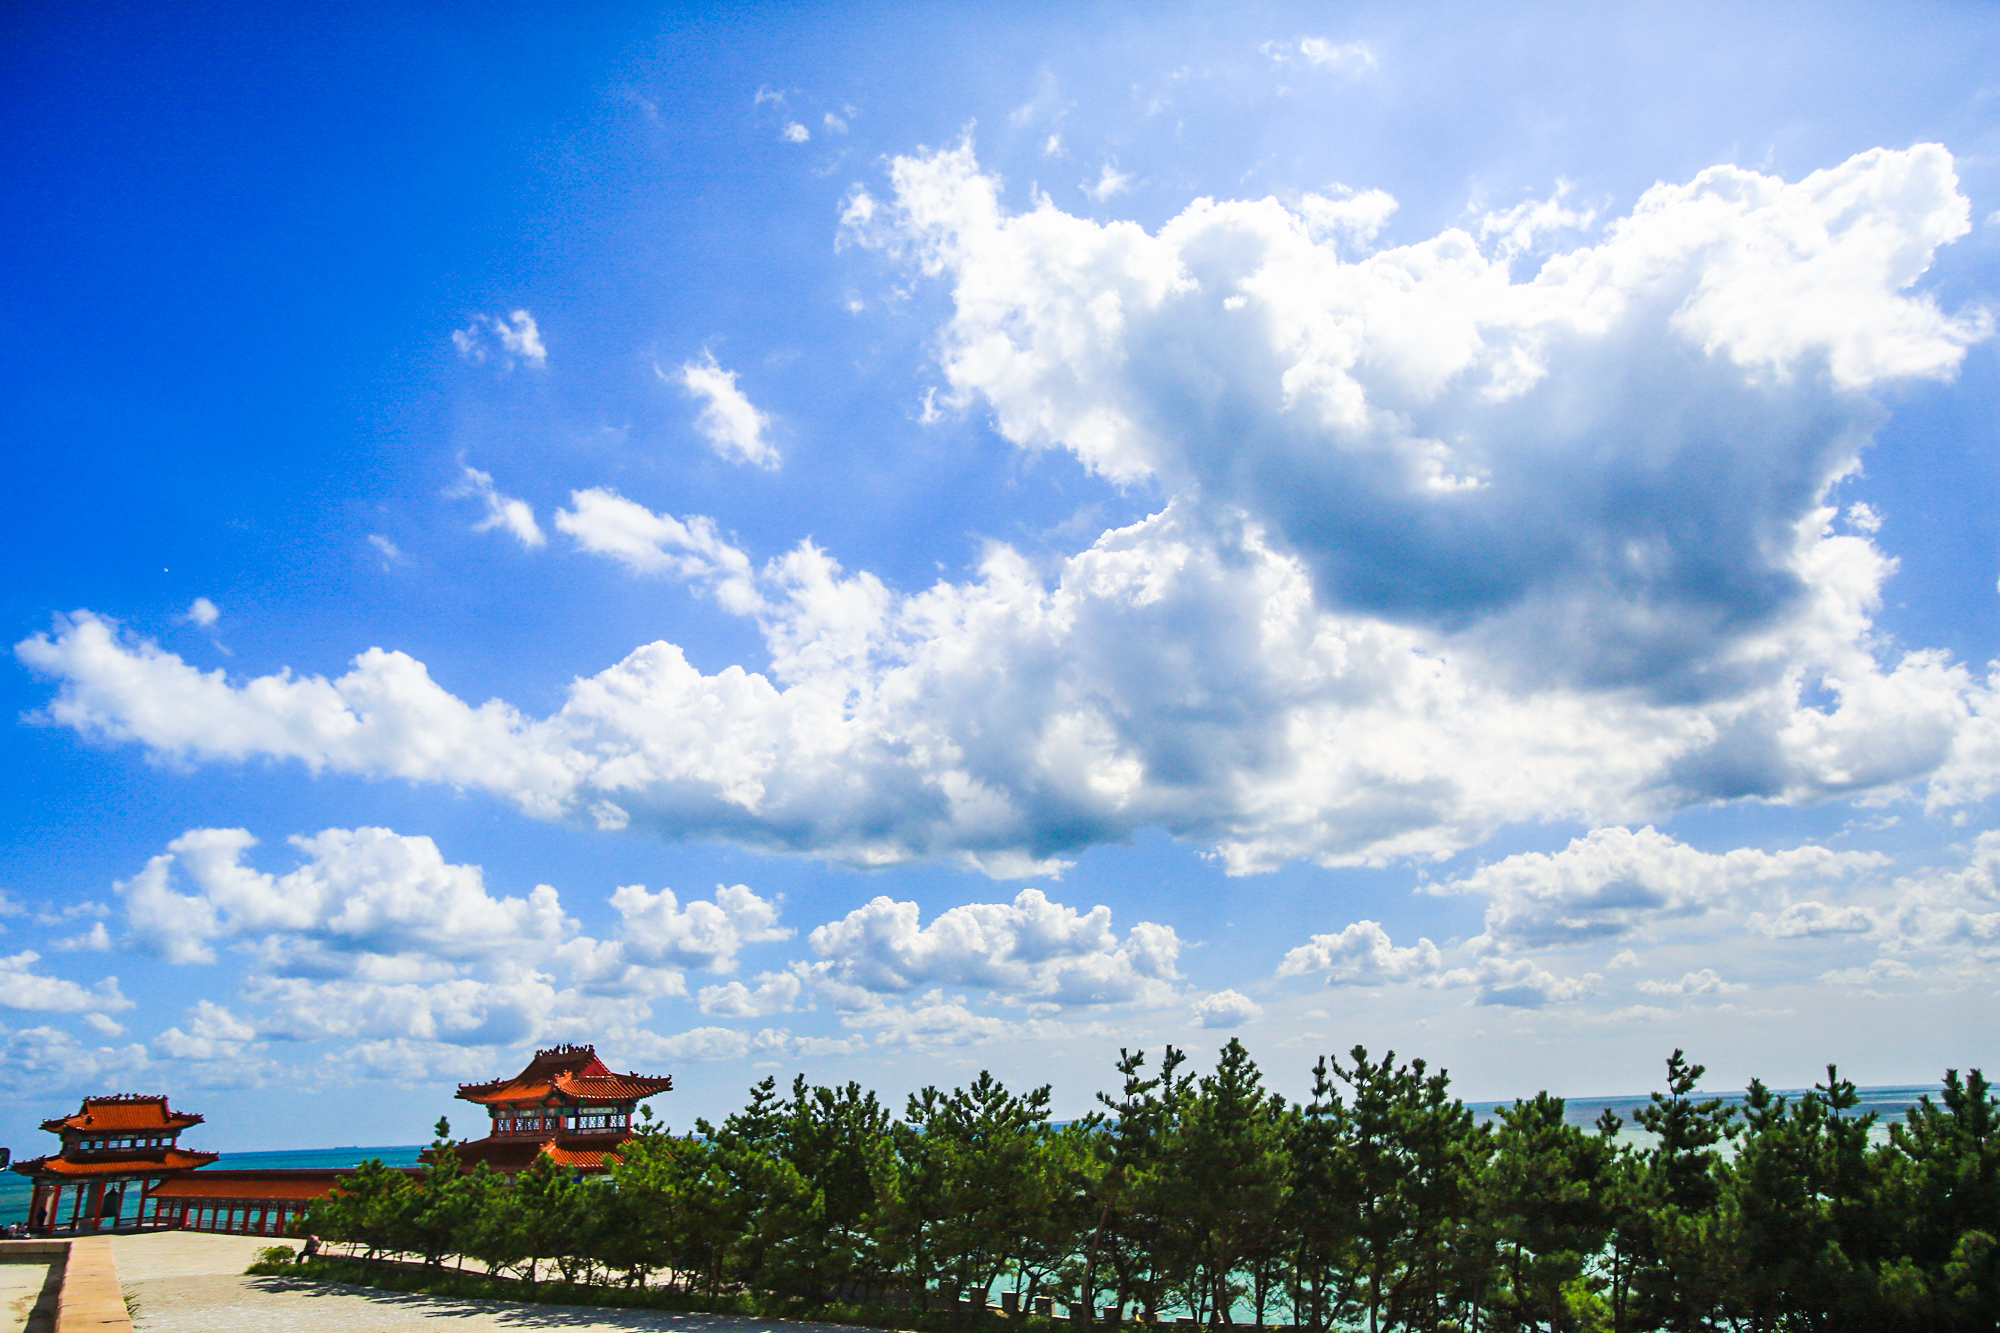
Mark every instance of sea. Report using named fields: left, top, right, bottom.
left=0, top=1083, right=1946, bottom=1231
left=1461, top=1082, right=1940, bottom=1151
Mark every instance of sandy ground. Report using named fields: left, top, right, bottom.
left=0, top=1259, right=56, bottom=1333
left=106, top=1232, right=889, bottom=1333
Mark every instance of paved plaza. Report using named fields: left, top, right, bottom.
left=0, top=1256, right=57, bottom=1333
left=108, top=1232, right=886, bottom=1333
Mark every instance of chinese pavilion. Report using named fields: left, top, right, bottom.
left=11, top=1094, right=218, bottom=1233
left=451, top=1043, right=673, bottom=1173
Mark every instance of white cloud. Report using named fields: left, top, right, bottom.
left=340, top=1037, right=509, bottom=1084
left=449, top=466, right=545, bottom=548
left=115, top=826, right=574, bottom=967
left=848, top=140, right=1987, bottom=689
left=697, top=970, right=802, bottom=1017
left=154, top=999, right=258, bottom=1062
left=24, top=487, right=2000, bottom=879
left=53, top=922, right=111, bottom=952
left=1439, top=955, right=1603, bottom=1008
left=824, top=112, right=848, bottom=134
left=243, top=967, right=607, bottom=1048
left=1636, top=968, right=1746, bottom=997
left=805, top=889, right=1182, bottom=1008
left=553, top=488, right=764, bottom=612
left=1752, top=900, right=1877, bottom=937
left=18, top=143, right=2000, bottom=881
left=106, top=825, right=791, bottom=1050
left=452, top=310, right=547, bottom=369
left=367, top=534, right=403, bottom=563
left=1277, top=920, right=1442, bottom=985
left=1277, top=919, right=1600, bottom=1007
left=32, top=899, right=99, bottom=927
left=1261, top=37, right=1377, bottom=75
left=1869, top=830, right=2000, bottom=962
left=0, top=1025, right=149, bottom=1087
left=1819, top=957, right=1918, bottom=988
left=1438, top=826, right=1884, bottom=949
left=181, top=597, right=220, bottom=628
left=677, top=353, right=781, bottom=469
left=836, top=989, right=1024, bottom=1047
left=1191, top=988, right=1261, bottom=1027
left=649, top=1024, right=754, bottom=1061
left=609, top=882, right=790, bottom=971
left=782, top=121, right=810, bottom=144
left=1478, top=181, right=1596, bottom=260
left=1296, top=186, right=1397, bottom=248
left=1083, top=162, right=1133, bottom=202
left=0, top=952, right=131, bottom=1014
left=630, top=1023, right=866, bottom=1064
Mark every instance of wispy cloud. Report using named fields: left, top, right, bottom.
left=451, top=310, right=547, bottom=370
left=1082, top=161, right=1132, bottom=202
left=449, top=466, right=545, bottom=548
left=1261, top=37, right=1378, bottom=76
left=676, top=352, right=781, bottom=469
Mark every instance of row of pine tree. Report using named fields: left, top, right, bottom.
left=306, top=1043, right=1997, bottom=1333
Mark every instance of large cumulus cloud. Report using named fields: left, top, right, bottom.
left=15, top=143, right=2000, bottom=875
left=113, top=826, right=790, bottom=1050
left=849, top=140, right=1987, bottom=698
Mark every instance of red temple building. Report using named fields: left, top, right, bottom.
left=6, top=1044, right=671, bottom=1237
left=451, top=1043, right=673, bottom=1173
left=12, top=1094, right=218, bottom=1233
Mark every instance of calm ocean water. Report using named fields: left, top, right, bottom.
left=0, top=1084, right=1948, bottom=1230
left=1462, top=1083, right=1939, bottom=1151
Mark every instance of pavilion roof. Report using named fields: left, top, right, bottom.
left=39, top=1095, right=203, bottom=1135
left=452, top=1132, right=629, bottom=1174
left=454, top=1044, right=672, bottom=1106
left=11, top=1147, right=218, bottom=1179
left=151, top=1168, right=417, bottom=1202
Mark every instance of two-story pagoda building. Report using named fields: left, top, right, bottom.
left=12, top=1094, right=218, bottom=1233
left=452, top=1043, right=673, bottom=1174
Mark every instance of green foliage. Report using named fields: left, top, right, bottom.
left=1477, top=1091, right=1614, bottom=1333
left=289, top=1047, right=1990, bottom=1333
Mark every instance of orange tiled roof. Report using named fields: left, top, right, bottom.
left=452, top=1133, right=629, bottom=1174
left=11, top=1148, right=218, bottom=1179
left=455, top=1044, right=671, bottom=1106
left=150, top=1169, right=417, bottom=1203
left=40, top=1094, right=203, bottom=1135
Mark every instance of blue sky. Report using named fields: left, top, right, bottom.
left=3, top=1, right=1998, bottom=1152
